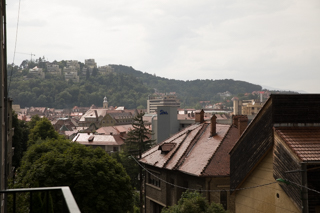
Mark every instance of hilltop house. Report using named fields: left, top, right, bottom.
left=230, top=94, right=320, bottom=213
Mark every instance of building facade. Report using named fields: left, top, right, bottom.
left=147, top=95, right=180, bottom=113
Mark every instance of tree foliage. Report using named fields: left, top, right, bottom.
left=125, top=111, right=154, bottom=153
left=14, top=139, right=134, bottom=213
left=8, top=62, right=263, bottom=109
left=12, top=112, right=29, bottom=168
left=28, top=117, right=60, bottom=146
left=113, top=111, right=154, bottom=190
left=161, top=191, right=226, bottom=213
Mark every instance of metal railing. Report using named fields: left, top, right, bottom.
left=1, top=186, right=80, bottom=213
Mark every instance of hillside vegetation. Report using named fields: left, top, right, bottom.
left=8, top=63, right=262, bottom=109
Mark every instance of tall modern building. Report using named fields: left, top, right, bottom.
left=147, top=95, right=180, bottom=113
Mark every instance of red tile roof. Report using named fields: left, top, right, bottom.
left=275, top=127, right=320, bottom=161
left=140, top=121, right=240, bottom=177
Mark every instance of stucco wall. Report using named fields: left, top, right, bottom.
left=235, top=151, right=300, bottom=213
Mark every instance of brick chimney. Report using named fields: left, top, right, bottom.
left=232, top=115, right=248, bottom=136
left=195, top=109, right=204, bottom=123
left=210, top=114, right=217, bottom=136
left=238, top=116, right=248, bottom=136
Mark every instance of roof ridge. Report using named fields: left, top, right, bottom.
left=163, top=132, right=190, bottom=168
left=200, top=124, right=232, bottom=176
left=174, top=123, right=208, bottom=170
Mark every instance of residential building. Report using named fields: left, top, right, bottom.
left=233, top=99, right=264, bottom=120
left=140, top=112, right=248, bottom=213
left=98, top=65, right=114, bottom=74
left=46, top=64, right=61, bottom=75
left=64, top=70, right=79, bottom=82
left=72, top=133, right=124, bottom=153
left=147, top=95, right=180, bottom=113
left=28, top=66, right=45, bottom=79
left=85, top=59, right=97, bottom=68
left=66, top=60, right=80, bottom=71
left=78, top=108, right=137, bottom=128
left=52, top=118, right=78, bottom=132
left=230, top=94, right=320, bottom=213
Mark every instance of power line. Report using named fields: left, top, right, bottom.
left=277, top=178, right=320, bottom=194
left=8, top=0, right=22, bottom=93
left=131, top=156, right=320, bottom=194
left=131, top=155, right=277, bottom=192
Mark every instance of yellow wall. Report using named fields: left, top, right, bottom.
left=235, top=151, right=300, bottom=213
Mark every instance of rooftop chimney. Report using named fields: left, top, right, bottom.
left=238, top=116, right=248, bottom=137
left=195, top=109, right=204, bottom=123
left=210, top=114, right=217, bottom=136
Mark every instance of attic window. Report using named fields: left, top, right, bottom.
left=88, top=136, right=94, bottom=142
left=158, top=143, right=176, bottom=154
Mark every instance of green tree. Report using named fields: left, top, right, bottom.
left=12, top=112, right=29, bottom=168
left=28, top=115, right=41, bottom=130
left=14, top=139, right=134, bottom=213
left=125, top=111, right=154, bottom=153
left=161, top=191, right=226, bottom=213
left=28, top=117, right=60, bottom=146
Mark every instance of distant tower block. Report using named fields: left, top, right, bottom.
left=103, top=96, right=108, bottom=109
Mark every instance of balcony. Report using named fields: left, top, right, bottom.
left=3, top=186, right=80, bottom=213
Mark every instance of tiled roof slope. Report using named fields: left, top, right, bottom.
left=202, top=125, right=238, bottom=176
left=275, top=127, right=320, bottom=161
left=140, top=121, right=235, bottom=177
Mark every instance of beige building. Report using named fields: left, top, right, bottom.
left=28, top=66, right=45, bottom=79
left=147, top=95, right=180, bottom=113
left=230, top=94, right=320, bottom=213
left=66, top=60, right=80, bottom=71
left=46, top=64, right=61, bottom=75
left=64, top=71, right=79, bottom=82
left=233, top=99, right=263, bottom=118
left=98, top=65, right=114, bottom=74
left=85, top=59, right=97, bottom=68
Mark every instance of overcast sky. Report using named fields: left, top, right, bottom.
left=6, top=0, right=320, bottom=93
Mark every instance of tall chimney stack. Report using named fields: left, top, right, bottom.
left=195, top=109, right=204, bottom=123
left=238, top=116, right=248, bottom=137
left=210, top=114, right=217, bottom=136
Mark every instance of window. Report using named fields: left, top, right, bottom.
left=150, top=200, right=163, bottom=213
left=148, top=173, right=161, bottom=187
left=113, top=146, right=118, bottom=152
left=220, top=191, right=227, bottom=210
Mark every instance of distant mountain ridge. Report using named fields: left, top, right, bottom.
left=9, top=63, right=263, bottom=109
left=110, top=64, right=262, bottom=106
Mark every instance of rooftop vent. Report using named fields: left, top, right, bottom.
left=88, top=136, right=94, bottom=142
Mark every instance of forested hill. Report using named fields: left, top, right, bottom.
left=8, top=63, right=262, bottom=109
left=110, top=64, right=262, bottom=105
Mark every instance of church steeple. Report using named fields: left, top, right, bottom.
left=103, top=96, right=108, bottom=109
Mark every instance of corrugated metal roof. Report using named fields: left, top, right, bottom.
left=275, top=127, right=320, bottom=161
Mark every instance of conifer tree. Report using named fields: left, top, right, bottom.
left=125, top=111, right=154, bottom=153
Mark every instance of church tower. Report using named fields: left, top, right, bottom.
left=103, top=96, right=108, bottom=109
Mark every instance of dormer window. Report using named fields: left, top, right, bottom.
left=158, top=143, right=176, bottom=154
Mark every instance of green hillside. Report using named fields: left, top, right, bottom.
left=8, top=63, right=262, bottom=109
